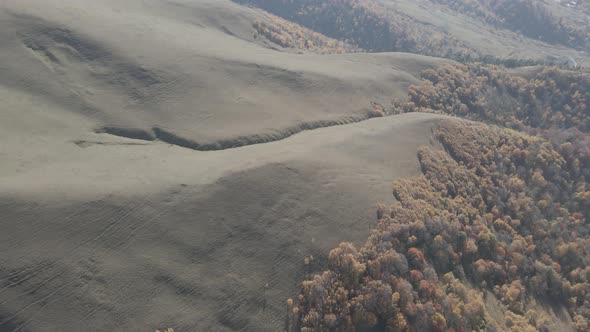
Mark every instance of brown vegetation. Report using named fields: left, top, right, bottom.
left=237, top=0, right=589, bottom=64
left=237, top=0, right=479, bottom=59
left=253, top=11, right=360, bottom=54
left=242, top=4, right=590, bottom=331
left=291, top=120, right=590, bottom=331
left=400, top=64, right=590, bottom=132
left=398, top=64, right=590, bottom=201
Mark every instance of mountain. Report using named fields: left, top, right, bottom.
left=2, top=0, right=590, bottom=331
left=0, top=0, right=450, bottom=330
left=235, top=0, right=590, bottom=66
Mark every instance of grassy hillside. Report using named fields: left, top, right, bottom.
left=235, top=0, right=479, bottom=59
left=0, top=0, right=454, bottom=331
left=398, top=64, right=590, bottom=131
left=292, top=119, right=588, bottom=331
left=235, top=0, right=590, bottom=65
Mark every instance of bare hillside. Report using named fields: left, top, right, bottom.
left=0, top=0, right=450, bottom=150
left=0, top=0, right=454, bottom=331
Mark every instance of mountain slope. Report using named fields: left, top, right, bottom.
left=0, top=112, right=448, bottom=331
left=0, top=0, right=450, bottom=150
left=0, top=0, right=455, bottom=331
left=235, top=0, right=590, bottom=66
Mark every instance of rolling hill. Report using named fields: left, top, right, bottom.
left=235, top=0, right=590, bottom=66
left=0, top=0, right=451, bottom=330
left=2, top=0, right=589, bottom=331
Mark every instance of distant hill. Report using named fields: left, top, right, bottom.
left=292, top=63, right=590, bottom=332
left=235, top=0, right=590, bottom=66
